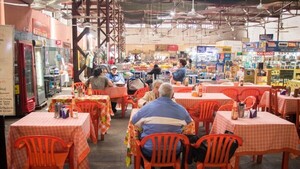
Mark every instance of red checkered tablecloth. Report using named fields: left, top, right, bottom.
left=172, top=84, right=194, bottom=92
left=211, top=111, right=300, bottom=168
left=49, top=95, right=113, bottom=136
left=174, top=92, right=232, bottom=109
left=260, top=91, right=300, bottom=117
left=7, top=112, right=91, bottom=169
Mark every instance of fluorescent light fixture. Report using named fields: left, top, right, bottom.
left=170, top=10, right=175, bottom=17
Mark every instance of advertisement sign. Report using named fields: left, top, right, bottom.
left=32, top=18, right=49, bottom=38
left=167, top=45, right=178, bottom=51
left=266, top=41, right=299, bottom=52
left=155, top=44, right=168, bottom=51
left=259, top=34, right=274, bottom=41
left=197, top=46, right=216, bottom=53
left=242, top=42, right=265, bottom=52
left=0, top=25, right=15, bottom=116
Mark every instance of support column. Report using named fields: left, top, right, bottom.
left=0, top=0, right=5, bottom=25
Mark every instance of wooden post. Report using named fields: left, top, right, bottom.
left=0, top=0, right=5, bottom=25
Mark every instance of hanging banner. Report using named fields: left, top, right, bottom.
left=259, top=34, right=274, bottom=41
left=167, top=45, right=178, bottom=51
left=0, top=25, right=15, bottom=116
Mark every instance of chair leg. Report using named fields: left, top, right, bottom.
left=194, top=122, right=199, bottom=136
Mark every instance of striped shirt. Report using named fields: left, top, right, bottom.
left=131, top=97, right=192, bottom=155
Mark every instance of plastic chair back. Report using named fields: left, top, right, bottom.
left=269, top=88, right=279, bottom=115
left=188, top=101, right=219, bottom=135
left=74, top=82, right=86, bottom=90
left=239, top=88, right=260, bottom=104
left=135, top=133, right=190, bottom=169
left=75, top=100, right=104, bottom=142
left=218, top=104, right=233, bottom=111
left=221, top=89, right=239, bottom=101
left=14, top=135, right=73, bottom=169
left=243, top=96, right=256, bottom=110
left=193, top=134, right=243, bottom=169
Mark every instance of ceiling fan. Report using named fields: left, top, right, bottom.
left=172, top=0, right=206, bottom=19
left=257, top=0, right=266, bottom=10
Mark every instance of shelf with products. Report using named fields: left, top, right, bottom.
left=44, top=74, right=62, bottom=97
left=254, top=69, right=271, bottom=85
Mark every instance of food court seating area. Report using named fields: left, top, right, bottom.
left=4, top=86, right=300, bottom=169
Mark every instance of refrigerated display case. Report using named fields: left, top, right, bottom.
left=15, top=41, right=36, bottom=115
left=33, top=40, right=47, bottom=108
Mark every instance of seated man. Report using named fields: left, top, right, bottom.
left=106, top=65, right=125, bottom=113
left=131, top=83, right=192, bottom=158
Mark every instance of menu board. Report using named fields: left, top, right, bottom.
left=0, top=25, right=15, bottom=116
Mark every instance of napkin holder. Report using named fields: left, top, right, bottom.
left=249, top=108, right=257, bottom=118
left=293, top=88, right=299, bottom=97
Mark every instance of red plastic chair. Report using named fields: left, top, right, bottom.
left=14, top=135, right=73, bottom=169
left=135, top=133, right=190, bottom=169
left=268, top=88, right=279, bottom=115
left=187, top=101, right=219, bottom=135
left=73, top=82, right=86, bottom=90
left=92, top=89, right=108, bottom=95
left=239, top=89, right=260, bottom=106
left=218, top=104, right=233, bottom=111
left=243, top=96, right=257, bottom=110
left=125, top=86, right=149, bottom=109
left=221, top=89, right=239, bottom=101
left=176, top=88, right=193, bottom=93
left=75, top=100, right=104, bottom=142
left=192, top=134, right=243, bottom=169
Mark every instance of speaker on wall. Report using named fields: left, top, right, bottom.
left=258, top=62, right=264, bottom=69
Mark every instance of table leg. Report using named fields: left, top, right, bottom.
left=281, top=151, right=289, bottom=169
left=101, top=134, right=104, bottom=141
left=234, top=155, right=240, bottom=169
left=121, top=96, right=126, bottom=118
left=257, top=155, right=263, bottom=164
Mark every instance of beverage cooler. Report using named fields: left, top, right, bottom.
left=14, top=41, right=36, bottom=115
left=33, top=40, right=47, bottom=108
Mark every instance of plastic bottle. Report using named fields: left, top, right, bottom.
left=87, top=83, right=92, bottom=96
left=231, top=101, right=238, bottom=120
left=74, top=87, right=78, bottom=98
left=198, top=84, right=203, bottom=97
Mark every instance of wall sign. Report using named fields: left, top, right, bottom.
left=0, top=25, right=15, bottom=116
left=32, top=18, right=49, bottom=38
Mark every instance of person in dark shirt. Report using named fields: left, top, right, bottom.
left=146, top=64, right=161, bottom=85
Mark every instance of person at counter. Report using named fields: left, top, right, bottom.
left=85, top=67, right=113, bottom=90
left=138, top=80, right=163, bottom=108
left=131, top=83, right=192, bottom=158
left=170, top=59, right=187, bottom=84
left=236, top=65, right=245, bottom=81
left=145, top=64, right=161, bottom=85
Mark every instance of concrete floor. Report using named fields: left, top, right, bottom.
left=4, top=87, right=300, bottom=169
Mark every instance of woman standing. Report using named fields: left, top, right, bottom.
left=170, top=59, right=187, bottom=84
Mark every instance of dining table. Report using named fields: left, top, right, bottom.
left=259, top=91, right=300, bottom=130
left=174, top=92, right=232, bottom=109
left=172, top=84, right=194, bottom=92
left=49, top=94, right=113, bottom=140
left=6, top=112, right=92, bottom=169
left=124, top=108, right=195, bottom=167
left=210, top=111, right=300, bottom=169
left=104, top=85, right=128, bottom=117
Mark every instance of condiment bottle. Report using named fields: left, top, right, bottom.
left=87, top=83, right=93, bottom=96
left=231, top=101, right=238, bottom=120
left=198, top=84, right=202, bottom=97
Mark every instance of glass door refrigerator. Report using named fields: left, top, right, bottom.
left=15, top=41, right=36, bottom=115
left=33, top=40, right=47, bottom=108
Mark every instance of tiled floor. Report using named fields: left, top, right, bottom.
left=4, top=87, right=300, bottom=169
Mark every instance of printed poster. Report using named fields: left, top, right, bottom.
left=0, top=25, right=15, bottom=115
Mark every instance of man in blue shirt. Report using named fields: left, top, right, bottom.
left=131, top=83, right=192, bottom=157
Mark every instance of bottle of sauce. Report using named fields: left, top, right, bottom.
left=231, top=101, right=238, bottom=120
left=87, top=83, right=93, bottom=96
left=198, top=84, right=203, bottom=97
